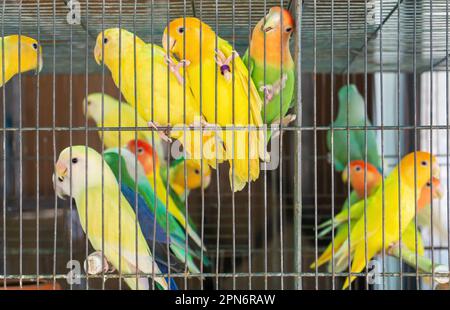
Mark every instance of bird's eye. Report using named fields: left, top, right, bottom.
left=421, top=160, right=428, bottom=167
left=72, top=158, right=78, bottom=164
left=58, top=177, right=64, bottom=182
left=137, top=147, right=144, bottom=154
left=103, top=37, right=108, bottom=44
left=194, top=169, right=200, bottom=175
left=426, top=181, right=431, bottom=187
left=285, top=27, right=293, bottom=32
left=32, top=43, right=38, bottom=50
left=355, top=166, right=362, bottom=172
left=177, top=27, right=184, bottom=34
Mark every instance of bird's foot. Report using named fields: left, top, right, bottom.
left=260, top=74, right=289, bottom=103
left=276, top=114, right=296, bottom=127
left=270, top=114, right=297, bottom=140
left=191, top=118, right=219, bottom=132
left=164, top=55, right=190, bottom=85
left=260, top=85, right=274, bottom=102
left=387, top=242, right=400, bottom=255
left=148, top=121, right=173, bottom=143
left=84, top=251, right=115, bottom=275
left=215, top=50, right=239, bottom=82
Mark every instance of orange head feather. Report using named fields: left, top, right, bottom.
left=126, top=139, right=159, bottom=175
left=250, top=6, right=295, bottom=66
left=342, top=160, right=382, bottom=198
left=417, top=177, right=443, bottom=211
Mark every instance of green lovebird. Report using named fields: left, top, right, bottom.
left=326, top=84, right=381, bottom=172
left=243, top=6, right=296, bottom=140
left=103, top=148, right=209, bottom=273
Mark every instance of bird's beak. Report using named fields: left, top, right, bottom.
left=162, top=32, right=176, bottom=54
left=55, top=161, right=68, bottom=181
left=262, top=9, right=280, bottom=32
left=203, top=173, right=212, bottom=189
left=341, top=168, right=348, bottom=184
left=94, top=43, right=102, bottom=65
left=36, top=48, right=43, bottom=74
left=432, top=162, right=441, bottom=180
left=435, top=186, right=444, bottom=199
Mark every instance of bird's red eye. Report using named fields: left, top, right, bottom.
left=137, top=147, right=143, bottom=154
left=285, top=27, right=292, bottom=32
left=355, top=166, right=362, bottom=172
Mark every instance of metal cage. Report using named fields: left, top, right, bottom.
left=0, top=0, right=449, bottom=290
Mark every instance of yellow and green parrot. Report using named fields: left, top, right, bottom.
left=83, top=92, right=164, bottom=159
left=93, top=28, right=220, bottom=167
left=126, top=139, right=205, bottom=251
left=312, top=160, right=382, bottom=269
left=163, top=17, right=270, bottom=192
left=327, top=84, right=381, bottom=172
left=242, top=6, right=296, bottom=139
left=160, top=157, right=212, bottom=201
left=104, top=147, right=207, bottom=274
left=314, top=161, right=442, bottom=272
left=53, top=146, right=168, bottom=290
left=326, top=151, right=440, bottom=289
left=0, top=35, right=43, bottom=87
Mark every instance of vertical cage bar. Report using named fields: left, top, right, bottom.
left=293, top=0, right=302, bottom=290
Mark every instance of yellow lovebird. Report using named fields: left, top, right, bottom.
left=163, top=18, right=269, bottom=192
left=53, top=146, right=168, bottom=290
left=93, top=28, right=222, bottom=168
left=330, top=151, right=440, bottom=289
left=166, top=158, right=211, bottom=198
left=0, top=35, right=43, bottom=87
left=83, top=92, right=164, bottom=159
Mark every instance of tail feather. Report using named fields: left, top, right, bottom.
left=227, top=129, right=261, bottom=192
left=124, top=277, right=151, bottom=290
left=310, top=225, right=349, bottom=270
left=342, top=244, right=366, bottom=290
left=170, top=243, right=201, bottom=274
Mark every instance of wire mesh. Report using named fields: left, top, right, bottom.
left=0, top=0, right=448, bottom=290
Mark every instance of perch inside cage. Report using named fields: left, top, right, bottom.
left=0, top=0, right=449, bottom=291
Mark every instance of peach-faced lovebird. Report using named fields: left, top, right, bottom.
left=327, top=84, right=381, bottom=172
left=243, top=6, right=296, bottom=139
left=53, top=146, right=168, bottom=290
left=104, top=147, right=207, bottom=273
left=312, top=160, right=382, bottom=269
left=328, top=151, right=439, bottom=289
left=163, top=18, right=270, bottom=192
left=0, top=35, right=43, bottom=87
left=126, top=139, right=204, bottom=251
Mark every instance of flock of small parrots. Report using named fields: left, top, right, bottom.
left=0, top=6, right=443, bottom=290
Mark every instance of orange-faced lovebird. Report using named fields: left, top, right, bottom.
left=313, top=161, right=382, bottom=269
left=126, top=139, right=205, bottom=251
left=242, top=6, right=296, bottom=139
left=334, top=151, right=439, bottom=289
